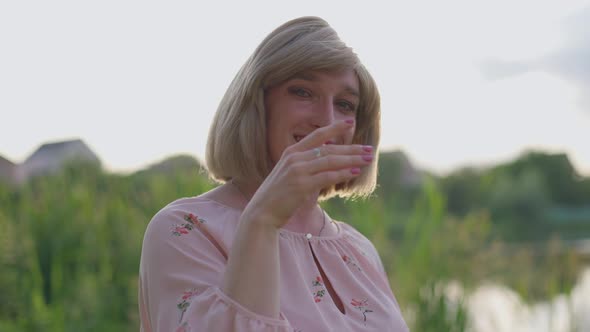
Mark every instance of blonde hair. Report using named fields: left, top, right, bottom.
left=205, top=16, right=381, bottom=200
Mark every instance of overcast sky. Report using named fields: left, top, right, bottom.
left=1, top=0, right=589, bottom=175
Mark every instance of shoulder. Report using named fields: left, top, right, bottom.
left=338, top=222, right=375, bottom=250
left=338, top=221, right=385, bottom=273
left=143, top=196, right=241, bottom=251
left=148, top=195, right=239, bottom=229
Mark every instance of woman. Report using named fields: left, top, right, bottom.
left=139, top=16, right=409, bottom=331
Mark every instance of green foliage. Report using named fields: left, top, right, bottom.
left=0, top=160, right=214, bottom=331
left=0, top=151, right=587, bottom=331
left=439, top=150, right=590, bottom=241
left=491, top=151, right=589, bottom=205
left=413, top=282, right=468, bottom=332
left=439, top=167, right=486, bottom=216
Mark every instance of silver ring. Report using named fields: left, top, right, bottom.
left=312, top=147, right=321, bottom=158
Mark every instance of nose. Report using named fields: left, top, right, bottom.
left=312, top=99, right=335, bottom=128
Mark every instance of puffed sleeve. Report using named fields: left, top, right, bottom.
left=138, top=203, right=293, bottom=332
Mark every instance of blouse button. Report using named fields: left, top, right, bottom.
left=305, top=233, right=312, bottom=240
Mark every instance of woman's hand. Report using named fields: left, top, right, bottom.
left=244, top=119, right=374, bottom=229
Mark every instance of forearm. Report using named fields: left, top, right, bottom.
left=222, top=211, right=281, bottom=319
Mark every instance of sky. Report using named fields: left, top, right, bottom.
left=1, top=0, right=589, bottom=176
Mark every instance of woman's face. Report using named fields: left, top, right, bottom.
left=265, top=69, right=359, bottom=164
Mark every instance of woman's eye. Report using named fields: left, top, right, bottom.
left=337, top=101, right=357, bottom=113
left=290, top=87, right=311, bottom=98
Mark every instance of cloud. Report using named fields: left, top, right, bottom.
left=479, top=59, right=535, bottom=80
left=545, top=6, right=590, bottom=84
left=479, top=6, right=590, bottom=111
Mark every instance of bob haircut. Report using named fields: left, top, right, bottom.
left=205, top=16, right=381, bottom=200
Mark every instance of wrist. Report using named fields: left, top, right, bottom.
left=242, top=212, right=280, bottom=232
left=241, top=202, right=283, bottom=231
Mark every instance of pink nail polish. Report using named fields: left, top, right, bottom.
left=362, top=155, right=373, bottom=162
left=351, top=168, right=361, bottom=174
left=345, top=119, right=354, bottom=124
left=362, top=145, right=373, bottom=152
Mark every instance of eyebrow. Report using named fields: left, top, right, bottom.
left=290, top=72, right=319, bottom=82
left=289, top=72, right=360, bottom=98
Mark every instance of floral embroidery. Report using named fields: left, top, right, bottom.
left=312, top=276, right=326, bottom=303
left=177, top=288, right=199, bottom=323
left=342, top=255, right=362, bottom=272
left=312, top=276, right=323, bottom=287
left=351, top=298, right=373, bottom=323
left=176, top=321, right=191, bottom=332
left=171, top=213, right=206, bottom=236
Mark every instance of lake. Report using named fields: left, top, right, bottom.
left=445, top=266, right=590, bottom=331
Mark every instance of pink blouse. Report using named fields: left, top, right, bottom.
left=139, top=196, right=409, bottom=331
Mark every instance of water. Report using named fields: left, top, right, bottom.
left=445, top=267, right=590, bottom=332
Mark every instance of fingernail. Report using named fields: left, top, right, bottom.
left=362, top=155, right=373, bottom=162
left=344, top=119, right=354, bottom=124
left=351, top=167, right=361, bottom=174
left=362, top=145, right=373, bottom=153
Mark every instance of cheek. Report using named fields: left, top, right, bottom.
left=343, top=125, right=356, bottom=144
left=266, top=126, right=288, bottom=164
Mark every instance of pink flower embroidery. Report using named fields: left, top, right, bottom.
left=171, top=213, right=206, bottom=236
left=173, top=226, right=189, bottom=235
left=176, top=321, right=191, bottom=332
left=177, top=288, right=199, bottom=323
left=181, top=289, right=199, bottom=300
left=313, top=276, right=323, bottom=286
left=185, top=213, right=202, bottom=224
left=351, top=298, right=373, bottom=323
left=312, top=275, right=326, bottom=303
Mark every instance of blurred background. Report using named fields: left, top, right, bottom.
left=1, top=1, right=589, bottom=331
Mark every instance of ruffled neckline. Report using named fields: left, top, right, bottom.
left=195, top=196, right=345, bottom=241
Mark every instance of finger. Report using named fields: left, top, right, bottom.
left=307, top=167, right=362, bottom=189
left=298, top=144, right=373, bottom=162
left=305, top=154, right=373, bottom=175
left=293, top=119, right=354, bottom=152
